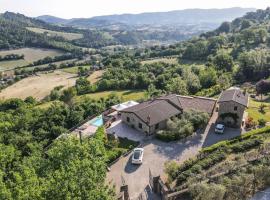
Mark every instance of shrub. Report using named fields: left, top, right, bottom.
left=258, top=118, right=267, bottom=127
left=156, top=130, right=176, bottom=142
left=230, top=139, right=263, bottom=153
left=245, top=117, right=257, bottom=129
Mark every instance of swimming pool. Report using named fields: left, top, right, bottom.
left=89, top=115, right=103, bottom=127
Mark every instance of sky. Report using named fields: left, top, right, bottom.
left=0, top=0, right=269, bottom=19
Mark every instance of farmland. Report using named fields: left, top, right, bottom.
left=0, top=48, right=64, bottom=62
left=60, top=66, right=89, bottom=74
left=141, top=57, right=178, bottom=65
left=0, top=70, right=77, bottom=100
left=27, top=27, right=83, bottom=41
left=0, top=48, right=64, bottom=71
left=0, top=59, right=29, bottom=71
left=87, top=70, right=104, bottom=83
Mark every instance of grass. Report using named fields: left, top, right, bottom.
left=22, top=59, right=78, bottom=72
left=0, top=59, right=29, bottom=71
left=87, top=70, right=104, bottom=84
left=141, top=58, right=178, bottom=65
left=0, top=71, right=77, bottom=100
left=61, top=66, right=89, bottom=74
left=76, top=90, right=145, bottom=102
left=247, top=99, right=270, bottom=122
left=0, top=48, right=64, bottom=63
left=27, top=27, right=83, bottom=41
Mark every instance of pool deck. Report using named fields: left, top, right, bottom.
left=71, top=115, right=103, bottom=138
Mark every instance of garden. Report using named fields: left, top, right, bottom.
left=164, top=126, right=270, bottom=199
left=95, top=127, right=140, bottom=164
left=156, top=109, right=210, bottom=142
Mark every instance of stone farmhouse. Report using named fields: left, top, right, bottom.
left=120, top=94, right=216, bottom=135
left=217, top=87, right=249, bottom=128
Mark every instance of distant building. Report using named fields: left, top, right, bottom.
left=120, top=94, right=216, bottom=135
left=217, top=87, right=249, bottom=128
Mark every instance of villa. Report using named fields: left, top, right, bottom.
left=120, top=94, right=216, bottom=135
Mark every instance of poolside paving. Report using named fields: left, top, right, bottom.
left=106, top=119, right=145, bottom=141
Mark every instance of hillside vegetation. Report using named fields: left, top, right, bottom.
left=165, top=126, right=270, bottom=200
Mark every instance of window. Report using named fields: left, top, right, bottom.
left=155, top=123, right=159, bottom=130
left=127, top=117, right=130, bottom=122
left=138, top=123, right=142, bottom=129
left=234, top=106, right=238, bottom=111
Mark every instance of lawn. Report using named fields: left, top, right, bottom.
left=27, top=27, right=83, bottom=41
left=76, top=90, right=145, bottom=102
left=141, top=57, right=178, bottom=65
left=247, top=99, right=270, bottom=122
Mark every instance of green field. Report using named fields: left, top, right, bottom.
left=22, top=59, right=78, bottom=72
left=61, top=66, right=89, bottom=74
left=27, top=27, right=83, bottom=41
left=141, top=57, right=178, bottom=65
left=76, top=90, right=145, bottom=102
left=247, top=99, right=270, bottom=122
left=0, top=59, right=29, bottom=71
left=0, top=48, right=64, bottom=62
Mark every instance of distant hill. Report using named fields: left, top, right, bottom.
left=37, top=7, right=256, bottom=28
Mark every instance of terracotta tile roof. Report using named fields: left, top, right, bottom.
left=121, top=94, right=183, bottom=126
left=177, top=95, right=217, bottom=114
left=218, top=87, right=249, bottom=107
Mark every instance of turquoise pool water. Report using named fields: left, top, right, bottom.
left=89, top=115, right=103, bottom=127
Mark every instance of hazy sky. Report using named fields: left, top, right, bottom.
left=0, top=0, right=269, bottom=18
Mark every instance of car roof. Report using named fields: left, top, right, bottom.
left=134, top=148, right=144, bottom=151
left=216, top=124, right=225, bottom=128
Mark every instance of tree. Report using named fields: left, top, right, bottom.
left=145, top=84, right=162, bottom=99
left=217, top=22, right=231, bottom=33
left=183, top=69, right=201, bottom=94
left=43, top=136, right=115, bottom=200
left=238, top=50, right=270, bottom=80
left=189, top=183, right=225, bottom=200
left=75, top=78, right=92, bottom=95
left=60, top=87, right=76, bottom=105
left=213, top=51, right=234, bottom=71
left=199, top=68, right=217, bottom=88
left=166, top=77, right=188, bottom=95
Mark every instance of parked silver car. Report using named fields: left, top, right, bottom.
left=215, top=124, right=225, bottom=134
left=132, top=148, right=144, bottom=164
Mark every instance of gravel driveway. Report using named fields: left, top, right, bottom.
left=106, top=111, right=245, bottom=199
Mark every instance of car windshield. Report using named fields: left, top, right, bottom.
left=133, top=151, right=141, bottom=159
left=216, top=125, right=224, bottom=130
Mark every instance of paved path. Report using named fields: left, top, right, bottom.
left=107, top=112, right=245, bottom=199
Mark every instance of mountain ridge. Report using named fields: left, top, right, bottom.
left=37, top=7, right=256, bottom=28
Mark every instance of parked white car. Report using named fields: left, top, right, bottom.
left=132, top=148, right=144, bottom=164
left=215, top=124, right=225, bottom=134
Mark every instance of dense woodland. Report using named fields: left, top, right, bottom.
left=0, top=95, right=122, bottom=199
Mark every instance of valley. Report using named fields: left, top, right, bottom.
left=0, top=4, right=270, bottom=200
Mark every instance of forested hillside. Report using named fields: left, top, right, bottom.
left=0, top=97, right=118, bottom=199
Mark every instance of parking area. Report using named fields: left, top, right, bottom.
left=106, top=112, right=245, bottom=199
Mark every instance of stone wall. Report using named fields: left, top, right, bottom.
left=121, top=112, right=150, bottom=134
left=121, top=112, right=168, bottom=135
left=217, top=101, right=246, bottom=127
